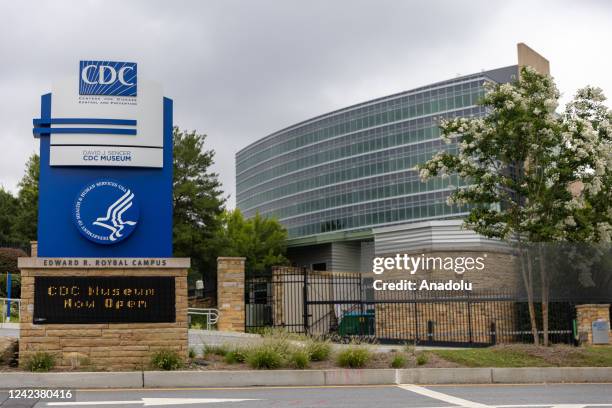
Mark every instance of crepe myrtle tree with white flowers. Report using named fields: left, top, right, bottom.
left=419, top=66, right=612, bottom=346
left=562, top=87, right=612, bottom=243
left=556, top=86, right=612, bottom=312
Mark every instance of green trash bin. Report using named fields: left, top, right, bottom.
left=338, top=311, right=375, bottom=336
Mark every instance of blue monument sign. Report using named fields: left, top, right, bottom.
left=33, top=60, right=173, bottom=257
left=18, top=62, right=188, bottom=370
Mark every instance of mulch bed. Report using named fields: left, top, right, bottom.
left=184, top=349, right=458, bottom=370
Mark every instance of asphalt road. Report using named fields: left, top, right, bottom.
left=0, top=383, right=611, bottom=408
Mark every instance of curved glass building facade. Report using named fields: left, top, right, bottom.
left=236, top=66, right=517, bottom=250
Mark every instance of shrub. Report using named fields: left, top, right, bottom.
left=203, top=344, right=229, bottom=357
left=260, top=336, right=293, bottom=356
left=404, top=343, right=416, bottom=356
left=0, top=248, right=27, bottom=274
left=416, top=353, right=428, bottom=366
left=224, top=348, right=248, bottom=364
left=336, top=347, right=371, bottom=368
left=0, top=248, right=26, bottom=298
left=261, top=327, right=307, bottom=342
left=246, top=345, right=283, bottom=369
left=289, top=349, right=310, bottom=369
left=269, top=339, right=291, bottom=354
left=66, top=352, right=91, bottom=370
left=77, top=356, right=92, bottom=369
left=26, top=352, right=55, bottom=372
left=391, top=354, right=407, bottom=368
left=306, top=340, right=331, bottom=361
left=188, top=347, right=196, bottom=359
left=150, top=349, right=183, bottom=370
left=0, top=338, right=18, bottom=366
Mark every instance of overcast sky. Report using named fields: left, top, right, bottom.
left=1, top=0, right=611, bottom=207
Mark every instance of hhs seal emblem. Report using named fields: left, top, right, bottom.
left=74, top=180, right=140, bottom=244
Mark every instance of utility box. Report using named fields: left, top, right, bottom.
left=592, top=319, right=610, bottom=345
left=338, top=311, right=375, bottom=336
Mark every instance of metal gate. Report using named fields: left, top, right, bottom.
left=245, top=267, right=576, bottom=346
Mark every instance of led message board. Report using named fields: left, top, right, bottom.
left=33, top=276, right=175, bottom=324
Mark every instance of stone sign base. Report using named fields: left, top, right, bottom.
left=18, top=257, right=190, bottom=371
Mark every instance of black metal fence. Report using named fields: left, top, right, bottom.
left=245, top=267, right=578, bottom=346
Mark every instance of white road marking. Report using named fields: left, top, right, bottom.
left=398, top=384, right=490, bottom=407
left=398, top=384, right=612, bottom=408
left=497, top=406, right=612, bottom=408
left=46, top=398, right=259, bottom=406
left=401, top=406, right=612, bottom=408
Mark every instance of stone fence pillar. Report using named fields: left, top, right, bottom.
left=576, top=304, right=610, bottom=345
left=217, top=257, right=245, bottom=332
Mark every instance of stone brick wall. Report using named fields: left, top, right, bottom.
left=368, top=250, right=520, bottom=343
left=576, top=304, right=610, bottom=345
left=19, top=262, right=188, bottom=371
left=217, top=257, right=245, bottom=332
left=374, top=301, right=516, bottom=344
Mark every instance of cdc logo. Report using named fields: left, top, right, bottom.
left=74, top=180, right=140, bottom=245
left=79, top=60, right=137, bottom=97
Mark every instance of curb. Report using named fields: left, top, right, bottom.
left=0, top=372, right=143, bottom=389
left=397, top=367, right=493, bottom=384
left=1, top=367, right=612, bottom=389
left=491, top=367, right=612, bottom=383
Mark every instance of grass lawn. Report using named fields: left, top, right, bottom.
left=431, top=347, right=549, bottom=367
left=430, top=345, right=612, bottom=367
left=563, top=347, right=612, bottom=367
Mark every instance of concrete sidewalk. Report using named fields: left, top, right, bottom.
left=1, top=367, right=611, bottom=389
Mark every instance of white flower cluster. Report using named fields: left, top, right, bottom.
left=596, top=222, right=612, bottom=243
left=564, top=99, right=612, bottom=197
left=418, top=151, right=449, bottom=182
left=421, top=70, right=612, bottom=251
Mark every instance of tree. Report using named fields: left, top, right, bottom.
left=419, top=67, right=612, bottom=345
left=13, top=154, right=39, bottom=246
left=561, top=86, right=612, bottom=244
left=215, top=209, right=289, bottom=275
left=0, top=248, right=27, bottom=298
left=172, top=128, right=226, bottom=286
left=0, top=188, right=18, bottom=245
